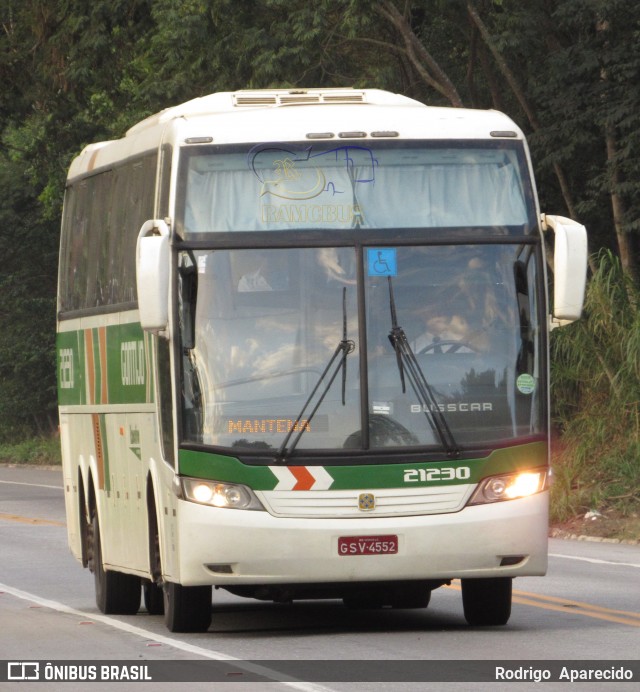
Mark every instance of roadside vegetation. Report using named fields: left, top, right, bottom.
left=1, top=2, right=639, bottom=536
left=0, top=436, right=61, bottom=466
left=550, top=251, right=640, bottom=535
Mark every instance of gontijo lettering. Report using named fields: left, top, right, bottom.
left=120, top=340, right=145, bottom=385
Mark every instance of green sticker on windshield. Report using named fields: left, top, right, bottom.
left=516, top=373, right=536, bottom=395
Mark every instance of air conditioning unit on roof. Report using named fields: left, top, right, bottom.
left=232, top=89, right=366, bottom=107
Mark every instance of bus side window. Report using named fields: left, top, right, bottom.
left=92, top=171, right=114, bottom=307
left=59, top=184, right=83, bottom=313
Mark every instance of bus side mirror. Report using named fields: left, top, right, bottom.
left=542, top=214, right=588, bottom=328
left=136, top=219, right=170, bottom=332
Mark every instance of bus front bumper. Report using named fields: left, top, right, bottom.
left=172, top=490, right=549, bottom=586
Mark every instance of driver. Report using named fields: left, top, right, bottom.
left=411, top=257, right=498, bottom=354
left=412, top=307, right=486, bottom=354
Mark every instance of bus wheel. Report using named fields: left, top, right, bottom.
left=461, top=577, right=512, bottom=626
left=143, top=580, right=164, bottom=615
left=163, top=582, right=212, bottom=633
left=144, top=503, right=164, bottom=615
left=90, top=513, right=141, bottom=615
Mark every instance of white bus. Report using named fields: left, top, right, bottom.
left=57, top=88, right=587, bottom=632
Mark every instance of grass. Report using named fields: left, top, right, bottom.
left=549, top=250, right=640, bottom=531
left=550, top=438, right=640, bottom=523
left=0, top=436, right=61, bottom=466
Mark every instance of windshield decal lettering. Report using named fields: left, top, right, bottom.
left=248, top=143, right=377, bottom=227
left=261, top=203, right=359, bottom=224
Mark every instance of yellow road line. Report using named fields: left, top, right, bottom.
left=513, top=588, right=640, bottom=620
left=445, top=581, right=640, bottom=627
left=511, top=594, right=640, bottom=627
left=0, top=512, right=65, bottom=527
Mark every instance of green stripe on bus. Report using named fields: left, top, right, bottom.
left=178, top=441, right=547, bottom=491
left=93, top=328, right=102, bottom=404
left=178, top=450, right=280, bottom=490
left=57, top=323, right=154, bottom=406
left=57, top=330, right=87, bottom=405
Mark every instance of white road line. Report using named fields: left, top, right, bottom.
left=550, top=553, right=640, bottom=569
left=0, top=479, right=64, bottom=490
left=0, top=582, right=334, bottom=692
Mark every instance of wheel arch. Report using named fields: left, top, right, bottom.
left=146, top=471, right=162, bottom=582
left=78, top=466, right=98, bottom=568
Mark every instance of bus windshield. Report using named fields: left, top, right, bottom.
left=177, top=141, right=536, bottom=234
left=180, top=243, right=543, bottom=456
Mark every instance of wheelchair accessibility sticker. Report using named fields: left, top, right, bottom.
left=368, top=248, right=397, bottom=277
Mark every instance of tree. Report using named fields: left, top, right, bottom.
left=1, top=0, right=640, bottom=443
left=0, top=0, right=155, bottom=440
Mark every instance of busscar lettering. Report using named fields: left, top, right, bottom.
left=411, top=402, right=493, bottom=413
left=227, top=418, right=311, bottom=434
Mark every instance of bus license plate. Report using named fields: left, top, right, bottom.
left=338, top=535, right=398, bottom=556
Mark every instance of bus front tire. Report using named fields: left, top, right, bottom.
left=163, top=582, right=212, bottom=633
left=91, top=513, right=141, bottom=615
left=461, top=577, right=512, bottom=626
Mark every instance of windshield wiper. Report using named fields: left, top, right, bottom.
left=386, top=277, right=460, bottom=459
left=276, top=287, right=354, bottom=463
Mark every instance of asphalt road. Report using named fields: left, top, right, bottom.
left=0, top=465, right=638, bottom=691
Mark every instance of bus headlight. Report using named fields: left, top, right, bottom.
left=180, top=478, right=265, bottom=511
left=467, top=469, right=548, bottom=505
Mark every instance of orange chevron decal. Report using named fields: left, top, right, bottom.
left=290, top=466, right=315, bottom=490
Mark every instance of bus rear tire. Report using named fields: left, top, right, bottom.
left=143, top=580, right=165, bottom=615
left=91, top=514, right=141, bottom=615
left=461, top=577, right=512, bottom=626
left=163, top=582, right=212, bottom=632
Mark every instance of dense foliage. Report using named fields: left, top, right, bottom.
left=551, top=251, right=640, bottom=520
left=1, top=1, right=638, bottom=515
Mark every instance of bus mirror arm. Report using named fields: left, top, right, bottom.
left=136, top=219, right=170, bottom=334
left=541, top=214, right=588, bottom=328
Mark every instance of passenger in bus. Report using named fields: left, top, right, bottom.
left=238, top=266, right=273, bottom=292
left=236, top=250, right=288, bottom=292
